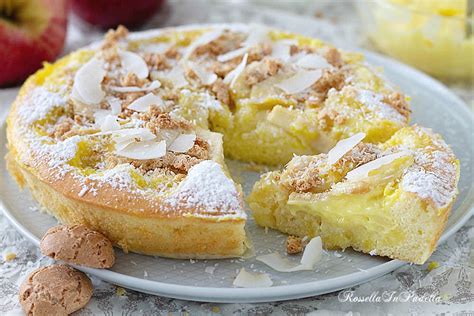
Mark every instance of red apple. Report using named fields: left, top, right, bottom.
left=0, top=0, right=69, bottom=87
left=71, top=0, right=165, bottom=29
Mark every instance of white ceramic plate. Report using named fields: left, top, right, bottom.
left=1, top=40, right=473, bottom=304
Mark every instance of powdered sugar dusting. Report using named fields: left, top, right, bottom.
left=44, top=136, right=81, bottom=170
left=402, top=153, right=457, bottom=208
left=23, top=134, right=81, bottom=179
left=357, top=90, right=406, bottom=124
left=401, top=127, right=458, bottom=208
left=18, top=87, right=67, bottom=124
left=88, top=164, right=134, bottom=190
left=196, top=92, right=223, bottom=111
left=166, top=160, right=245, bottom=217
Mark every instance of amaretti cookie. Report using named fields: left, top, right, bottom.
left=19, top=264, right=93, bottom=315
left=40, top=225, right=115, bottom=268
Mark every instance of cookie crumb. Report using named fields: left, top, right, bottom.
left=116, top=286, right=127, bottom=296
left=286, top=235, right=304, bottom=254
left=3, top=251, right=16, bottom=261
left=427, top=261, right=439, bottom=271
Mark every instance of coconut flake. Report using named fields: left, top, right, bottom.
left=141, top=42, right=170, bottom=54
left=72, top=58, right=106, bottom=105
left=223, top=53, right=248, bottom=88
left=327, top=133, right=366, bottom=165
left=93, top=109, right=112, bottom=127
left=167, top=66, right=188, bottom=88
left=243, top=24, right=269, bottom=47
left=233, top=268, right=273, bottom=288
left=275, top=69, right=322, bottom=94
left=217, top=47, right=249, bottom=63
left=346, top=151, right=410, bottom=180
left=109, top=80, right=161, bottom=93
left=217, top=25, right=268, bottom=62
left=127, top=93, right=164, bottom=112
left=115, top=140, right=166, bottom=160
left=107, top=97, right=122, bottom=115
left=188, top=62, right=217, bottom=85
left=119, top=51, right=149, bottom=79
left=183, top=29, right=224, bottom=60
left=158, top=129, right=181, bottom=146
left=168, top=134, right=196, bottom=153
left=271, top=40, right=296, bottom=61
left=256, top=237, right=323, bottom=272
left=295, top=53, right=331, bottom=70
left=300, top=237, right=323, bottom=267
left=112, top=128, right=156, bottom=145
left=100, top=115, right=120, bottom=132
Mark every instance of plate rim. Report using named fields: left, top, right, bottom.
left=1, top=36, right=473, bottom=303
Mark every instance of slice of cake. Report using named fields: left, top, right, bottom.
left=248, top=126, right=459, bottom=264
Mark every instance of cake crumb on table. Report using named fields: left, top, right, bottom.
left=3, top=251, right=16, bottom=261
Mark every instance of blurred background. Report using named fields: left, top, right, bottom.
left=1, top=0, right=473, bottom=106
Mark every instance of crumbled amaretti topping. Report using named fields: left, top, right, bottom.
left=317, top=106, right=347, bottom=130
left=50, top=117, right=74, bottom=139
left=321, top=47, right=344, bottom=68
left=280, top=142, right=381, bottom=194
left=211, top=79, right=231, bottom=105
left=244, top=57, right=283, bottom=86
left=332, top=142, right=381, bottom=173
left=246, top=42, right=273, bottom=63
left=383, top=92, right=411, bottom=119
left=143, top=52, right=171, bottom=71
left=193, top=30, right=245, bottom=58
left=106, top=151, right=206, bottom=174
left=140, top=107, right=192, bottom=133
left=307, top=69, right=346, bottom=104
left=101, top=25, right=129, bottom=49
left=280, top=155, right=328, bottom=193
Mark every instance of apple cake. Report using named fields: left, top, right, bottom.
left=248, top=126, right=460, bottom=264
left=6, top=23, right=457, bottom=261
